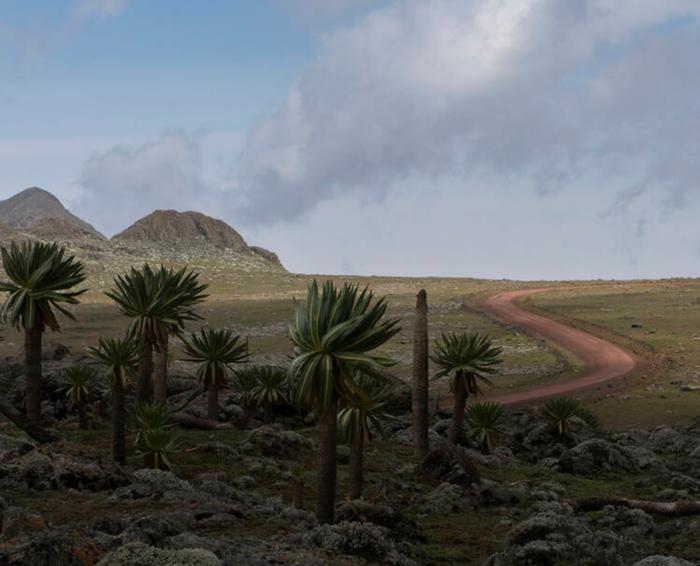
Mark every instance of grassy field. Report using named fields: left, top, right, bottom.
left=524, top=280, right=700, bottom=429
left=0, top=272, right=575, bottom=401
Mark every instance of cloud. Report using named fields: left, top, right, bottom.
left=74, top=132, right=243, bottom=236
left=237, top=0, right=700, bottom=228
left=70, top=0, right=128, bottom=22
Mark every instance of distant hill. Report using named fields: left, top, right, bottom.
left=0, top=188, right=286, bottom=289
left=0, top=187, right=104, bottom=239
left=113, top=210, right=249, bottom=251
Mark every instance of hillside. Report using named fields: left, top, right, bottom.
left=0, top=188, right=286, bottom=291
left=0, top=187, right=104, bottom=239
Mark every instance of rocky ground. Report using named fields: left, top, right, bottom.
left=0, top=352, right=699, bottom=565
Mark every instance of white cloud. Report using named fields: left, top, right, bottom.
left=237, top=0, right=700, bottom=232
left=74, top=132, right=244, bottom=236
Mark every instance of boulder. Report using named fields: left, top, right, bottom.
left=558, top=439, right=655, bottom=475
left=247, top=426, right=312, bottom=457
left=97, top=542, right=221, bottom=566
left=0, top=442, right=128, bottom=491
left=303, top=520, right=417, bottom=566
left=632, top=557, right=696, bottom=566
left=0, top=434, right=34, bottom=463
left=417, top=443, right=480, bottom=486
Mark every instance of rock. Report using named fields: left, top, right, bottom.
left=416, top=443, right=480, bottom=486
left=97, top=542, right=221, bottom=566
left=632, top=557, right=697, bottom=566
left=0, top=442, right=128, bottom=491
left=303, top=521, right=417, bottom=566
left=558, top=439, right=653, bottom=475
left=132, top=469, right=193, bottom=492
left=194, top=442, right=240, bottom=461
left=0, top=527, right=101, bottom=565
left=335, top=500, right=422, bottom=541
left=233, top=475, right=257, bottom=489
left=648, top=427, right=689, bottom=454
left=418, top=483, right=468, bottom=515
left=41, top=343, right=71, bottom=361
left=247, top=426, right=313, bottom=457
left=113, top=469, right=193, bottom=500
left=0, top=433, right=35, bottom=463
left=476, top=481, right=530, bottom=507
left=1, top=506, right=46, bottom=538
left=392, top=426, right=442, bottom=446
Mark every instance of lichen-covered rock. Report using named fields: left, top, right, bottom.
left=335, top=500, right=422, bottom=541
left=97, top=542, right=221, bottom=566
left=133, top=468, right=193, bottom=491
left=303, top=521, right=417, bottom=565
left=1, top=506, right=46, bottom=538
left=247, top=426, right=313, bottom=457
left=0, top=434, right=34, bottom=463
left=416, top=443, right=480, bottom=486
left=0, top=442, right=128, bottom=491
left=112, top=469, right=192, bottom=500
left=592, top=506, right=655, bottom=536
left=558, top=439, right=645, bottom=474
left=418, top=482, right=468, bottom=515
left=632, top=557, right=697, bottom=566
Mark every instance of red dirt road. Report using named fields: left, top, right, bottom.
left=481, top=288, right=643, bottom=406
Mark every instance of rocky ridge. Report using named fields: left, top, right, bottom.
left=0, top=188, right=285, bottom=285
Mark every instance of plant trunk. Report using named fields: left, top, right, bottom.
left=153, top=339, right=168, bottom=404
left=349, top=434, right=364, bottom=500
left=112, top=377, right=126, bottom=465
left=136, top=339, right=153, bottom=405
left=0, top=395, right=56, bottom=444
left=24, top=321, right=43, bottom=425
left=77, top=399, right=88, bottom=430
left=317, top=390, right=338, bottom=524
left=207, top=378, right=220, bottom=421
left=412, top=289, right=429, bottom=463
left=448, top=373, right=467, bottom=445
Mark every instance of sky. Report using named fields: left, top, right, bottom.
left=2, top=1, right=700, bottom=280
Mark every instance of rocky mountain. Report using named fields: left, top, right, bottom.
left=113, top=210, right=248, bottom=251
left=0, top=187, right=104, bottom=239
left=0, top=189, right=285, bottom=286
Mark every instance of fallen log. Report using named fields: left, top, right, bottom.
left=575, top=496, right=700, bottom=516
left=172, top=412, right=231, bottom=430
left=0, top=396, right=57, bottom=444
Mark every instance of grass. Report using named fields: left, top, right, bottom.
left=526, top=281, right=700, bottom=429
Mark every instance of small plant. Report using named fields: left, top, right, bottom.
left=61, top=366, right=96, bottom=430
left=236, top=365, right=289, bottom=420
left=133, top=402, right=179, bottom=470
left=540, top=397, right=600, bottom=437
left=465, top=401, right=508, bottom=453
left=137, top=427, right=180, bottom=471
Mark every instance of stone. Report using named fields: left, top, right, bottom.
left=247, top=426, right=312, bottom=457
left=632, top=557, right=697, bottom=566
left=0, top=442, right=128, bottom=491
left=96, top=542, right=221, bottom=566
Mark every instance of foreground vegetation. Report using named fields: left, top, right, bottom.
left=0, top=242, right=699, bottom=563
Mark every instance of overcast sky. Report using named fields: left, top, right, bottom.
left=2, top=1, right=700, bottom=280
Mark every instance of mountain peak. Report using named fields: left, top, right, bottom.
left=112, top=209, right=249, bottom=251
left=0, top=187, right=104, bottom=239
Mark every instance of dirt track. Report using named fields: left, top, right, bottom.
left=481, top=288, right=644, bottom=406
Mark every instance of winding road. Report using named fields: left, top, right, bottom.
left=480, top=288, right=645, bottom=406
